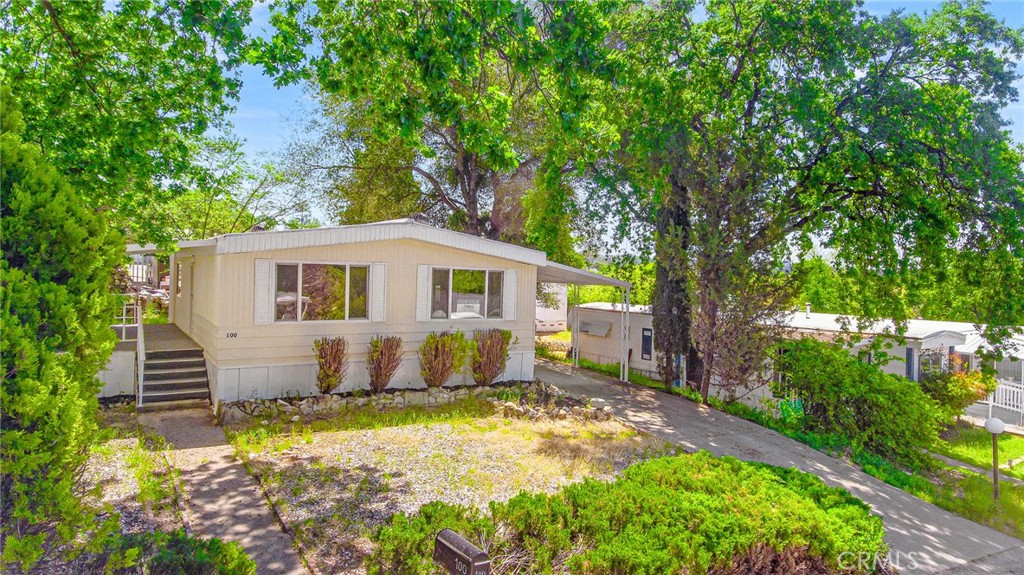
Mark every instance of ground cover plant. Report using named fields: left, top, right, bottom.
left=369, top=452, right=888, bottom=575
left=114, top=530, right=256, bottom=575
left=228, top=398, right=672, bottom=575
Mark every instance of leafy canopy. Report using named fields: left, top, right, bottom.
left=1, top=0, right=253, bottom=245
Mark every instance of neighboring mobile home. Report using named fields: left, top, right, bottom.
left=110, top=220, right=629, bottom=407
left=569, top=303, right=1024, bottom=417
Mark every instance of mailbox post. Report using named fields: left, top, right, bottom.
left=433, top=529, right=490, bottom=575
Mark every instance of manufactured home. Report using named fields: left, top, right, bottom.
left=106, top=220, right=629, bottom=407
left=569, top=303, right=1024, bottom=419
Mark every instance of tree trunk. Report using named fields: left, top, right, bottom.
left=699, top=351, right=714, bottom=403
left=652, top=160, right=692, bottom=389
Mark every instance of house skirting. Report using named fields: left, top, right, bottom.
left=206, top=350, right=535, bottom=407
left=100, top=350, right=135, bottom=398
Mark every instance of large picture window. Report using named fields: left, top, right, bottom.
left=430, top=268, right=503, bottom=320
left=275, top=262, right=369, bottom=322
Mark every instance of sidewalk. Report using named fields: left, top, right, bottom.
left=536, top=360, right=1024, bottom=575
left=139, top=409, right=308, bottom=575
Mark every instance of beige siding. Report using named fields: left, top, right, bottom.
left=188, top=239, right=536, bottom=370
left=570, top=307, right=658, bottom=378
left=171, top=252, right=219, bottom=352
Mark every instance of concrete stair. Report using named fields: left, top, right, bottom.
left=142, top=348, right=210, bottom=405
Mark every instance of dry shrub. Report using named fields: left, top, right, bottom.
left=367, top=335, right=403, bottom=394
left=710, top=543, right=829, bottom=575
left=418, top=331, right=469, bottom=388
left=471, top=329, right=516, bottom=386
left=313, top=336, right=349, bottom=394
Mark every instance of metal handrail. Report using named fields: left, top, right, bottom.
left=135, top=311, right=146, bottom=408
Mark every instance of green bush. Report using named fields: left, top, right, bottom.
left=418, top=331, right=471, bottom=388
left=367, top=452, right=887, bottom=575
left=1, top=87, right=125, bottom=570
left=773, top=338, right=941, bottom=469
left=369, top=502, right=495, bottom=575
left=115, top=530, right=256, bottom=575
left=919, top=362, right=996, bottom=425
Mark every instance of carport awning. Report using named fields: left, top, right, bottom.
left=537, top=261, right=631, bottom=288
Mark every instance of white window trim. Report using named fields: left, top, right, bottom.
left=273, top=260, right=373, bottom=323
left=427, top=266, right=506, bottom=322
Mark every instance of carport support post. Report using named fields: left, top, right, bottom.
left=620, top=288, right=630, bottom=382
left=572, top=284, right=580, bottom=370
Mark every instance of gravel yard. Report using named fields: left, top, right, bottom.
left=242, top=413, right=675, bottom=575
left=83, top=404, right=183, bottom=536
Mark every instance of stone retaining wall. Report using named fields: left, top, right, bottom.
left=217, top=380, right=616, bottom=425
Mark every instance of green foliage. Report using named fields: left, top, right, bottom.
left=773, top=338, right=941, bottom=469
left=570, top=262, right=655, bottom=306
left=313, top=337, right=349, bottom=394
left=931, top=469, right=1024, bottom=539
left=367, top=452, right=887, bottom=575
left=589, top=0, right=1024, bottom=375
left=0, top=87, right=124, bottom=571
left=158, top=140, right=309, bottom=240
left=2, top=0, right=254, bottom=245
left=470, top=329, right=516, bottom=387
left=367, top=335, right=403, bottom=394
left=369, top=502, right=495, bottom=575
left=919, top=362, right=997, bottom=425
left=115, top=530, right=256, bottom=575
left=791, top=257, right=854, bottom=314
left=418, top=331, right=471, bottom=388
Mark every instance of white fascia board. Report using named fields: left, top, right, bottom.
left=210, top=220, right=547, bottom=266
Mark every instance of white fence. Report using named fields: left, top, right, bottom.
left=986, top=379, right=1024, bottom=425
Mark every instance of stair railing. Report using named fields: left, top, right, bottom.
left=136, top=315, right=146, bottom=408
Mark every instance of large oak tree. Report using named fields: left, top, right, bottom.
left=581, top=0, right=1024, bottom=399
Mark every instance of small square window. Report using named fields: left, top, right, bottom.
left=275, top=264, right=299, bottom=321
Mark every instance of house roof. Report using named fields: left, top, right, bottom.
left=576, top=302, right=652, bottom=314
left=127, top=219, right=631, bottom=288
left=576, top=304, right=1024, bottom=357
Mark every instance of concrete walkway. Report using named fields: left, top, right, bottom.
left=536, top=361, right=1024, bottom=575
left=138, top=409, right=308, bottom=575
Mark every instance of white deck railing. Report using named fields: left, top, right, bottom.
left=114, top=303, right=140, bottom=341
left=986, top=379, right=1024, bottom=425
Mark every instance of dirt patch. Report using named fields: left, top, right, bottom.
left=244, top=415, right=676, bottom=575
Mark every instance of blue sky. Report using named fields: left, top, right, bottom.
left=228, top=0, right=1024, bottom=164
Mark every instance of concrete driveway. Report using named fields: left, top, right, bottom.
left=536, top=360, right=1024, bottom=575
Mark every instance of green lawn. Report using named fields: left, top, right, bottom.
left=541, top=329, right=572, bottom=342
left=935, top=425, right=1024, bottom=480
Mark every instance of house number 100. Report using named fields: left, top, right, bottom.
left=226, top=332, right=237, bottom=338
